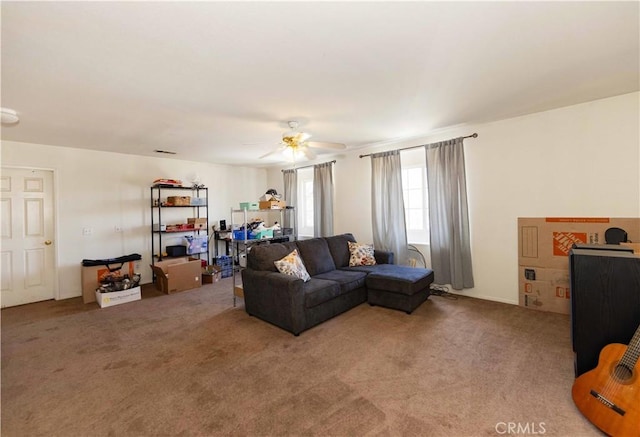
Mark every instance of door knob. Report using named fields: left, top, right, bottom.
left=44, top=240, right=52, bottom=245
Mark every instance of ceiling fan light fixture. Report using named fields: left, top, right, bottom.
left=283, top=121, right=312, bottom=144
left=1, top=107, right=20, bottom=125
left=281, top=145, right=307, bottom=161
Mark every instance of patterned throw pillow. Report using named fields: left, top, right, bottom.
left=348, top=241, right=377, bottom=267
left=274, top=249, right=311, bottom=282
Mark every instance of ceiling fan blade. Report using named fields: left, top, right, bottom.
left=307, top=141, right=346, bottom=150
left=298, top=132, right=312, bottom=142
left=301, top=147, right=317, bottom=160
left=259, top=146, right=285, bottom=159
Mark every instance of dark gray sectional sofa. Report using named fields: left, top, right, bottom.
left=241, top=233, right=434, bottom=335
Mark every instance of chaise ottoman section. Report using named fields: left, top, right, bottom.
left=366, top=265, right=434, bottom=314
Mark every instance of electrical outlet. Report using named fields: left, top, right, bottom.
left=82, top=227, right=92, bottom=236
left=114, top=225, right=122, bottom=233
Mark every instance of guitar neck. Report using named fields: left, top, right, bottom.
left=620, top=325, right=640, bottom=370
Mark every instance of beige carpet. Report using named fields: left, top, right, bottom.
left=1, top=278, right=600, bottom=436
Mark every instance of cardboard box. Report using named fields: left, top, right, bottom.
left=234, top=285, right=244, bottom=298
left=620, top=242, right=640, bottom=254
left=518, top=266, right=570, bottom=314
left=95, top=286, right=141, bottom=308
left=259, top=200, right=286, bottom=210
left=81, top=261, right=138, bottom=304
left=517, top=217, right=640, bottom=314
left=187, top=218, right=207, bottom=229
left=202, top=264, right=222, bottom=283
left=518, top=217, right=640, bottom=269
left=150, top=258, right=202, bottom=294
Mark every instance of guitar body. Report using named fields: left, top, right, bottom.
left=572, top=343, right=640, bottom=437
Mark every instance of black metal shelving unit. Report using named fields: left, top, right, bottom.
left=150, top=186, right=209, bottom=273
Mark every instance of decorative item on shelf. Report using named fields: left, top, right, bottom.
left=187, top=172, right=205, bottom=189
left=260, top=189, right=281, bottom=202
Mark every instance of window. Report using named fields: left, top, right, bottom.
left=401, top=149, right=429, bottom=244
left=297, top=167, right=314, bottom=237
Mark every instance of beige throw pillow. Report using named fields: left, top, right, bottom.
left=274, top=249, right=311, bottom=282
left=348, top=241, right=377, bottom=267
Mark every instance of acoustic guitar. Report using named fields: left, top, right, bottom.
left=572, top=324, right=640, bottom=437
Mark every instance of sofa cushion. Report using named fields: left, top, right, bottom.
left=295, top=238, right=336, bottom=276
left=366, top=265, right=435, bottom=296
left=325, top=233, right=357, bottom=268
left=348, top=241, right=377, bottom=266
left=247, top=242, right=297, bottom=272
left=303, top=278, right=342, bottom=308
left=313, top=270, right=367, bottom=294
left=339, top=265, right=384, bottom=274
left=274, top=249, right=311, bottom=282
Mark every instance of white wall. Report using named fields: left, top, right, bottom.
left=267, top=92, right=640, bottom=305
left=1, top=141, right=267, bottom=300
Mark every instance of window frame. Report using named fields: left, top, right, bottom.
left=401, top=151, right=430, bottom=245
left=296, top=167, right=314, bottom=238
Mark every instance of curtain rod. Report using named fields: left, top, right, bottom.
left=358, top=133, right=478, bottom=158
left=281, top=160, right=336, bottom=172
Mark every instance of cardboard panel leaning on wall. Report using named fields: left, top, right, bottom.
left=518, top=266, right=570, bottom=314
left=517, top=217, right=640, bottom=314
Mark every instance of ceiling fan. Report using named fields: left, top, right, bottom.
left=259, top=121, right=346, bottom=161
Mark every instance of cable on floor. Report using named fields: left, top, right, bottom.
left=429, top=284, right=458, bottom=300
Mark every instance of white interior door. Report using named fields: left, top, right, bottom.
left=1, top=168, right=56, bottom=307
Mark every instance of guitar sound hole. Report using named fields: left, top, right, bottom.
left=612, top=364, right=633, bottom=382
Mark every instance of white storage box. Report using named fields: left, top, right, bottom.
left=95, top=286, right=141, bottom=308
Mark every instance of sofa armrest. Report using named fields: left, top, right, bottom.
left=374, top=250, right=394, bottom=265
left=241, top=268, right=306, bottom=335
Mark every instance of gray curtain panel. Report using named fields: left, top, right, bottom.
left=371, top=150, right=409, bottom=265
left=313, top=162, right=334, bottom=237
left=425, top=137, right=474, bottom=290
left=282, top=169, right=297, bottom=230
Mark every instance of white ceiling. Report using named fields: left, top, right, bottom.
left=1, top=1, right=638, bottom=167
